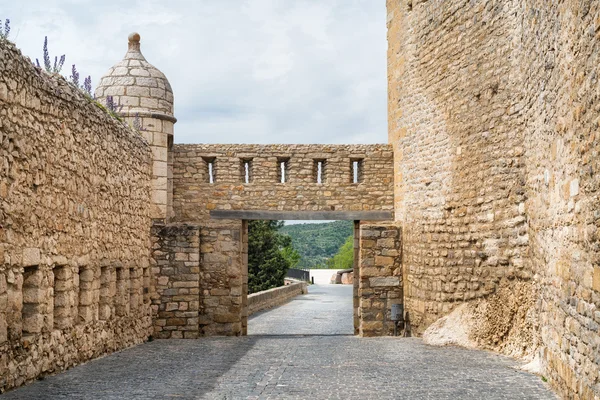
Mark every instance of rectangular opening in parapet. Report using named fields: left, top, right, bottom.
left=22, top=265, right=43, bottom=336
left=351, top=159, right=364, bottom=184
left=129, top=268, right=138, bottom=313
left=278, top=157, right=290, bottom=183
left=313, top=159, right=326, bottom=184
left=53, top=265, right=72, bottom=330
left=99, top=266, right=112, bottom=321
left=240, top=159, right=253, bottom=184
left=202, top=157, right=216, bottom=184
left=143, top=267, right=150, bottom=303
left=115, top=267, right=128, bottom=317
left=78, top=267, right=93, bottom=324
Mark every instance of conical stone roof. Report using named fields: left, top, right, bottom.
left=95, top=33, right=175, bottom=121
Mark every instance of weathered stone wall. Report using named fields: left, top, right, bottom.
left=151, top=224, right=200, bottom=339
left=521, top=2, right=600, bottom=398
left=358, top=224, right=402, bottom=337
left=388, top=0, right=600, bottom=398
left=247, top=281, right=307, bottom=316
left=0, top=40, right=153, bottom=391
left=172, top=144, right=394, bottom=222
left=199, top=220, right=244, bottom=336
left=388, top=0, right=529, bottom=335
left=169, top=144, right=394, bottom=336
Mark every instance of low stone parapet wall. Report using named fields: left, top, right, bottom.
left=248, top=282, right=307, bottom=316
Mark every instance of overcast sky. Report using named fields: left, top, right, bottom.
left=3, top=0, right=388, bottom=145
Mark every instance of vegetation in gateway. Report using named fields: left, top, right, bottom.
left=280, top=221, right=353, bottom=269
left=247, top=220, right=300, bottom=294
left=321, top=236, right=353, bottom=270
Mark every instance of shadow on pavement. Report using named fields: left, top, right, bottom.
left=1, top=337, right=261, bottom=400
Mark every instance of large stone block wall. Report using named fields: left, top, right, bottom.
left=388, top=1, right=600, bottom=398
left=358, top=224, right=402, bottom=337
left=198, top=220, right=244, bottom=336
left=388, top=0, right=529, bottom=335
left=0, top=40, right=153, bottom=391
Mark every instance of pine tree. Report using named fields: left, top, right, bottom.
left=248, top=220, right=294, bottom=293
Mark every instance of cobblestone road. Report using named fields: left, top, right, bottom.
left=4, top=285, right=556, bottom=399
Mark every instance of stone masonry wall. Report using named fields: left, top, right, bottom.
left=172, top=144, right=394, bottom=222
left=388, top=0, right=529, bottom=336
left=358, top=224, right=402, bottom=337
left=151, top=224, right=200, bottom=339
left=388, top=1, right=600, bottom=398
left=0, top=40, right=153, bottom=392
left=170, top=144, right=394, bottom=336
left=199, top=220, right=244, bottom=336
left=521, top=2, right=600, bottom=398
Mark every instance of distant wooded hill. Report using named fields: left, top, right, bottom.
left=280, top=220, right=353, bottom=269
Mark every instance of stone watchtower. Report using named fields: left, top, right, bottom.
left=95, top=32, right=176, bottom=221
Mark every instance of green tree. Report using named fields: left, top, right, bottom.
left=279, top=221, right=353, bottom=268
left=248, top=220, right=295, bottom=293
left=325, top=236, right=354, bottom=269
left=280, top=239, right=301, bottom=269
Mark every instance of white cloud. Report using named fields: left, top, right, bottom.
left=2, top=0, right=387, bottom=145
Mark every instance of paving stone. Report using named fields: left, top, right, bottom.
left=3, top=285, right=555, bottom=399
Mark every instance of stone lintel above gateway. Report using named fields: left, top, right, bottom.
left=210, top=210, right=394, bottom=221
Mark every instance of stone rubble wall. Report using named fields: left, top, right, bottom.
left=151, top=223, right=200, bottom=339
left=0, top=39, right=153, bottom=392
left=247, top=282, right=307, bottom=316
left=172, top=144, right=394, bottom=222
left=521, top=1, right=600, bottom=398
left=387, top=0, right=529, bottom=335
left=358, top=224, right=402, bottom=337
left=169, top=144, right=394, bottom=336
left=387, top=0, right=600, bottom=398
left=199, top=220, right=244, bottom=336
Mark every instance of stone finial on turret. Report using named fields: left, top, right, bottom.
left=94, top=32, right=175, bottom=121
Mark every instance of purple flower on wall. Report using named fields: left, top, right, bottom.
left=40, top=36, right=65, bottom=73
left=83, top=76, right=92, bottom=96
left=54, top=55, right=65, bottom=74
left=43, top=37, right=51, bottom=71
left=106, top=95, right=123, bottom=114
left=70, top=64, right=80, bottom=87
left=0, top=18, right=9, bottom=39
left=133, top=113, right=146, bottom=131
